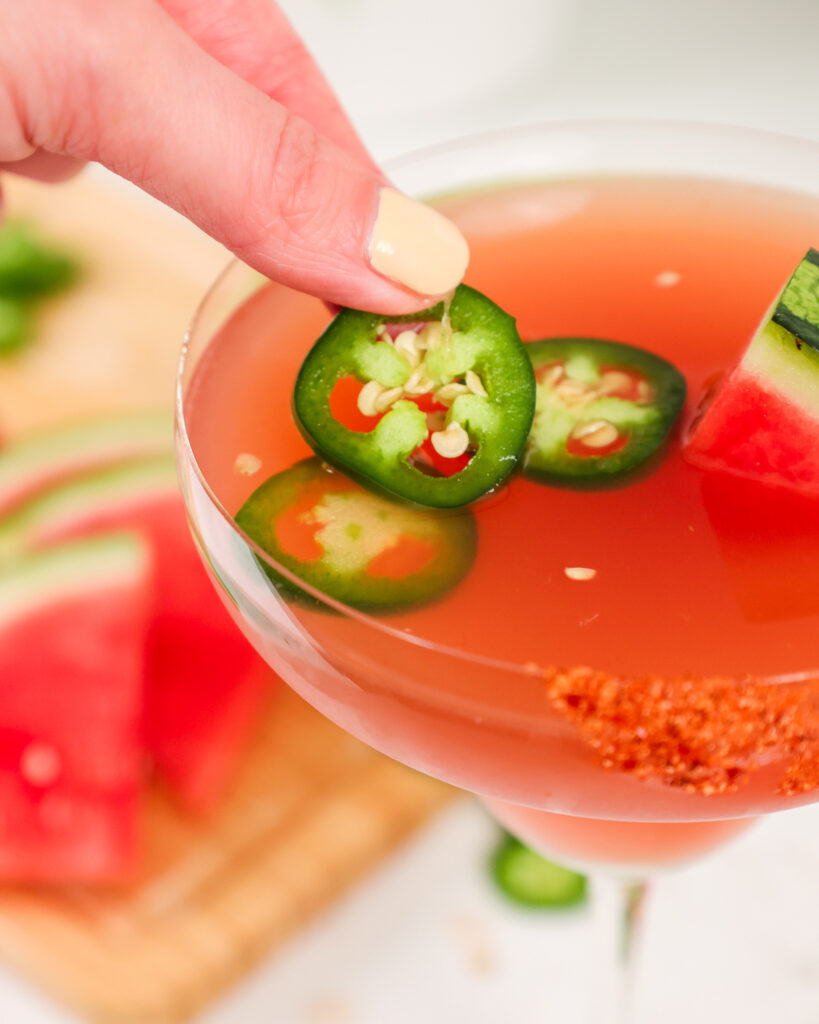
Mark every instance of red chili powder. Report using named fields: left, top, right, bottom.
left=533, top=665, right=819, bottom=797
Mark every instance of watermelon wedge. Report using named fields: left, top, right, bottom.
left=0, top=454, right=271, bottom=812
left=0, top=532, right=150, bottom=880
left=685, top=249, right=819, bottom=493
left=0, top=410, right=172, bottom=515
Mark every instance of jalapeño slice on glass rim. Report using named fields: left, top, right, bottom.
left=235, top=458, right=477, bottom=610
left=293, top=285, right=536, bottom=508
left=524, top=337, right=686, bottom=484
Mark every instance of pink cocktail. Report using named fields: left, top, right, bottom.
left=177, top=122, right=819, bottom=1017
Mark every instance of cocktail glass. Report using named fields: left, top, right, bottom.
left=175, top=121, right=819, bottom=1022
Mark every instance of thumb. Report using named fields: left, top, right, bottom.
left=3, top=1, right=468, bottom=313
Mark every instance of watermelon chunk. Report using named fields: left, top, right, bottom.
left=0, top=410, right=172, bottom=515
left=0, top=533, right=151, bottom=880
left=0, top=454, right=270, bottom=812
left=685, top=249, right=819, bottom=493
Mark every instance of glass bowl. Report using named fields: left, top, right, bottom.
left=176, top=120, right=819, bottom=826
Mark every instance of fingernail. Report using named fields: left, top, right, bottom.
left=368, top=187, right=469, bottom=296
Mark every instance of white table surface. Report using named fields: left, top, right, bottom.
left=0, top=800, right=817, bottom=1024
left=3, top=2, right=819, bottom=1021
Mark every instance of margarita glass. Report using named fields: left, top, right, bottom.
left=176, top=122, right=819, bottom=1020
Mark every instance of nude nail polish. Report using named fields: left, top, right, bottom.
left=368, top=187, right=470, bottom=297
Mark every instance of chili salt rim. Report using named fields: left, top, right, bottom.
left=531, top=664, right=819, bottom=797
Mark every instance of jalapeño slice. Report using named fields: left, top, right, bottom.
left=235, top=458, right=477, bottom=609
left=293, top=285, right=535, bottom=508
left=490, top=834, right=587, bottom=909
left=524, top=337, right=686, bottom=483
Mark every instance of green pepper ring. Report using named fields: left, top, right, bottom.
left=524, top=336, right=687, bottom=485
left=490, top=833, right=588, bottom=909
left=293, top=285, right=536, bottom=509
left=235, top=458, right=478, bottom=611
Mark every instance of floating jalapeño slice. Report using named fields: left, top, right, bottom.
left=293, top=285, right=536, bottom=508
left=235, top=458, right=477, bottom=609
left=524, top=337, right=686, bottom=483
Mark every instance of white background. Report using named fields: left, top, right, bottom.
left=2, top=1, right=819, bottom=1021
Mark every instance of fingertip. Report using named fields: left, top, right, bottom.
left=230, top=137, right=463, bottom=315
left=309, top=272, right=447, bottom=317
left=367, top=188, right=470, bottom=299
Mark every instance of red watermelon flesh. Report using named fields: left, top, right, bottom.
left=686, top=354, right=819, bottom=490
left=0, top=533, right=150, bottom=880
left=0, top=457, right=270, bottom=811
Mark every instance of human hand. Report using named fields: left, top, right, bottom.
left=0, top=0, right=468, bottom=312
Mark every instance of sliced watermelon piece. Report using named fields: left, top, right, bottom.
left=0, top=410, right=172, bottom=515
left=685, top=249, right=819, bottom=493
left=0, top=455, right=270, bottom=812
left=0, top=532, right=151, bottom=880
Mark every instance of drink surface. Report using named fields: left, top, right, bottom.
left=188, top=176, right=819, bottom=678
left=185, top=176, right=819, bottom=820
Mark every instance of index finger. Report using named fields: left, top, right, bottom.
left=158, top=0, right=378, bottom=172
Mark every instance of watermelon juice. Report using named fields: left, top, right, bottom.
left=182, top=172, right=819, bottom=871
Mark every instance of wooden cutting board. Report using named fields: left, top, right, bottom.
left=0, top=171, right=454, bottom=1024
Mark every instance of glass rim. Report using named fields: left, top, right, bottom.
left=380, top=113, right=819, bottom=170
left=175, top=116, right=819, bottom=686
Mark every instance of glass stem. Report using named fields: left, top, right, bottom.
left=587, top=876, right=649, bottom=1024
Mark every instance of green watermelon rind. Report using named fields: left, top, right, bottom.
left=742, top=320, right=819, bottom=414
left=0, top=410, right=172, bottom=514
left=0, top=455, right=177, bottom=562
left=771, top=248, right=819, bottom=353
left=0, top=533, right=150, bottom=624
